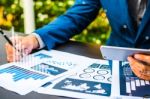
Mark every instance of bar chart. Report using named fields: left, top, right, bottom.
left=31, top=63, right=67, bottom=76
left=119, top=62, right=150, bottom=97
left=34, top=53, right=52, bottom=59
left=0, top=65, right=51, bottom=95
left=0, top=65, right=48, bottom=82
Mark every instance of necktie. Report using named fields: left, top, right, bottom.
left=128, top=0, right=148, bottom=25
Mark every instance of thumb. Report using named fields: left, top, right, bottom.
left=24, top=48, right=32, bottom=55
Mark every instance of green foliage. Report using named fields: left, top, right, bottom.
left=0, top=0, right=111, bottom=45
left=73, top=9, right=111, bottom=44
left=34, top=0, right=74, bottom=29
left=0, top=0, right=23, bottom=32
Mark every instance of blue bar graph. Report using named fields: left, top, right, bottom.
left=34, top=53, right=52, bottom=59
left=31, top=63, right=67, bottom=76
left=0, top=65, right=48, bottom=82
left=119, top=62, right=150, bottom=97
left=89, top=62, right=111, bottom=70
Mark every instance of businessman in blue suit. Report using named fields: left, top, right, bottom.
left=6, top=0, right=150, bottom=80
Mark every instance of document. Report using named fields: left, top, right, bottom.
left=118, top=62, right=150, bottom=99
left=36, top=59, right=113, bottom=99
left=0, top=63, right=51, bottom=95
left=35, top=55, right=150, bottom=99
left=0, top=50, right=90, bottom=95
left=0, top=50, right=149, bottom=98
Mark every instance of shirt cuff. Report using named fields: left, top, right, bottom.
left=32, top=33, right=45, bottom=49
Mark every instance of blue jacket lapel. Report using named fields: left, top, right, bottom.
left=135, top=0, right=150, bottom=42
left=122, top=0, right=135, bottom=34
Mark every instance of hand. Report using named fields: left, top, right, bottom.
left=128, top=54, right=150, bottom=80
left=5, top=35, right=39, bottom=62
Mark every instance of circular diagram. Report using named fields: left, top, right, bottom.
left=107, top=77, right=112, bottom=82
left=97, top=70, right=109, bottom=75
left=93, top=75, right=105, bottom=80
left=79, top=73, right=91, bottom=78
left=83, top=68, right=95, bottom=73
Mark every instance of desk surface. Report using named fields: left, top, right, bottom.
left=0, top=32, right=102, bottom=99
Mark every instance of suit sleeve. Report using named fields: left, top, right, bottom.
left=34, top=0, right=101, bottom=50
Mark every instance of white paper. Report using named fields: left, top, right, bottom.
left=0, top=63, right=56, bottom=95
left=35, top=57, right=150, bottom=99
left=0, top=50, right=90, bottom=95
left=1, top=50, right=149, bottom=98
left=36, top=59, right=113, bottom=99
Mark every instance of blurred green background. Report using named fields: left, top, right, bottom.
left=0, top=0, right=111, bottom=45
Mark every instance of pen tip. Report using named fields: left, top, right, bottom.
left=0, top=28, right=3, bottom=34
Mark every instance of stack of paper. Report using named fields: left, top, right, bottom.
left=0, top=50, right=149, bottom=99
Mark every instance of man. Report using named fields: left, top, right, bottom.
left=5, top=0, right=150, bottom=80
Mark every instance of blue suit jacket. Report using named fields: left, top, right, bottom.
left=35, top=0, right=150, bottom=50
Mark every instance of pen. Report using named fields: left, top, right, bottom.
left=0, top=28, right=14, bottom=46
left=0, top=28, right=22, bottom=56
left=0, top=28, right=27, bottom=62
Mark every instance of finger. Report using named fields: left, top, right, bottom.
left=134, top=54, right=150, bottom=65
left=128, top=57, right=150, bottom=80
left=11, top=36, right=28, bottom=56
left=7, top=54, right=21, bottom=62
left=128, top=57, right=150, bottom=79
left=131, top=66, right=150, bottom=80
left=9, top=36, right=23, bottom=54
left=131, top=65, right=143, bottom=79
left=15, top=43, right=25, bottom=52
left=5, top=43, right=13, bottom=54
left=5, top=43, right=15, bottom=60
left=128, top=56, right=150, bottom=71
left=7, top=51, right=21, bottom=62
left=5, top=43, right=22, bottom=62
left=24, top=48, right=31, bottom=55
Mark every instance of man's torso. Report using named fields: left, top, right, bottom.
left=100, top=0, right=150, bottom=48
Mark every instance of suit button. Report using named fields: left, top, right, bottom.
left=145, top=36, right=149, bottom=40
left=120, top=24, right=128, bottom=32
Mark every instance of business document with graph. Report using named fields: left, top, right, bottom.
left=35, top=51, right=150, bottom=99
left=0, top=50, right=149, bottom=98
left=119, top=62, right=150, bottom=99
left=36, top=59, right=113, bottom=99
left=0, top=50, right=90, bottom=95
